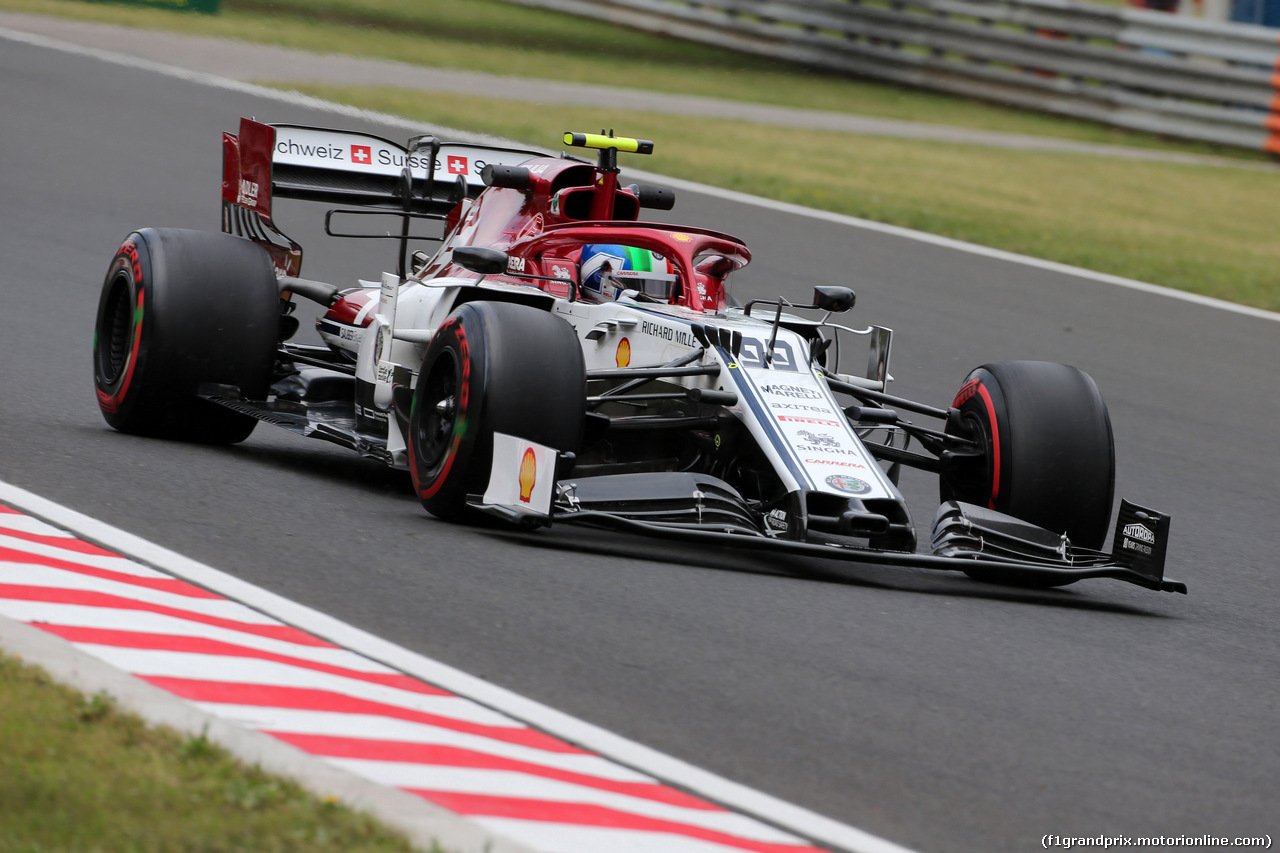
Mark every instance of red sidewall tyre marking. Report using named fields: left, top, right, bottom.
left=95, top=239, right=147, bottom=418
left=974, top=382, right=1001, bottom=509
left=411, top=320, right=471, bottom=501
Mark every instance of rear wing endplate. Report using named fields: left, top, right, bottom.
left=221, top=118, right=542, bottom=277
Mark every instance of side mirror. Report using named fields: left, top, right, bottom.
left=813, top=286, right=855, bottom=313
left=630, top=183, right=676, bottom=211
left=452, top=246, right=509, bottom=275
left=483, top=164, right=532, bottom=191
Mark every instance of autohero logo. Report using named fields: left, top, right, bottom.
left=825, top=475, right=872, bottom=495
left=760, top=384, right=821, bottom=400
left=640, top=321, right=696, bottom=347
left=1123, top=523, right=1155, bottom=544
left=1121, top=522, right=1155, bottom=556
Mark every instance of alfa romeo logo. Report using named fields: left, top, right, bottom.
left=825, top=475, right=871, bottom=495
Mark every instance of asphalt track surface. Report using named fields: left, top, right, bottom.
left=2, top=28, right=1278, bottom=853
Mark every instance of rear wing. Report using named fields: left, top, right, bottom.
left=221, top=118, right=543, bottom=277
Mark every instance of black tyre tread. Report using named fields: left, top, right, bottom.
left=409, top=301, right=585, bottom=521
left=943, top=360, right=1115, bottom=550
left=93, top=228, right=279, bottom=443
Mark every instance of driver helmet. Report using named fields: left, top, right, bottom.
left=578, top=244, right=677, bottom=303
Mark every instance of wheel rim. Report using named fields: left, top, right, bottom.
left=416, top=349, right=459, bottom=470
left=97, top=270, right=134, bottom=387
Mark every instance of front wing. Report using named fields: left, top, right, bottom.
left=473, top=436, right=1186, bottom=595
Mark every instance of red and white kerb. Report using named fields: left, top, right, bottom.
left=0, top=505, right=826, bottom=853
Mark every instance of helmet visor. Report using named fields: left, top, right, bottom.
left=604, top=269, right=679, bottom=302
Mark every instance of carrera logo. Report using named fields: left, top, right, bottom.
left=760, top=384, right=821, bottom=399
left=448, top=156, right=469, bottom=175
left=351, top=145, right=372, bottom=165
left=1123, top=523, right=1155, bottom=544
left=507, top=256, right=526, bottom=273
left=805, top=458, right=867, bottom=469
left=779, top=415, right=842, bottom=426
left=236, top=178, right=259, bottom=206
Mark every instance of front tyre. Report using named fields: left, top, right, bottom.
left=409, top=301, right=585, bottom=521
left=93, top=228, right=280, bottom=444
left=941, top=361, right=1115, bottom=549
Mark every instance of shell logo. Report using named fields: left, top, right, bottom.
left=616, top=337, right=631, bottom=367
left=518, top=447, right=537, bottom=503
left=670, top=232, right=693, bottom=242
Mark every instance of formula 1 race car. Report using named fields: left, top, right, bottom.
left=92, top=119, right=1184, bottom=594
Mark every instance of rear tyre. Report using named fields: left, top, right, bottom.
left=941, top=361, right=1114, bottom=549
left=409, top=301, right=585, bottom=521
left=93, top=228, right=280, bottom=444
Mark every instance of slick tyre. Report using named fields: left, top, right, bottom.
left=941, top=361, right=1115, bottom=550
left=409, top=301, right=585, bottom=522
left=93, top=228, right=279, bottom=444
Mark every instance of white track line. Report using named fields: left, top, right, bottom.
left=1, top=23, right=1277, bottom=327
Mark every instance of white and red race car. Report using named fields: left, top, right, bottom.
left=92, top=118, right=1183, bottom=593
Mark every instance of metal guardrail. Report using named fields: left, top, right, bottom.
left=86, top=0, right=220, bottom=13
left=500, top=0, right=1280, bottom=152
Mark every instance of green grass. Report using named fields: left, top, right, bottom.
left=1, top=0, right=1265, bottom=157
left=0, top=650, right=427, bottom=853
left=3, top=0, right=1277, bottom=307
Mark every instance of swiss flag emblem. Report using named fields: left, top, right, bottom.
left=448, top=156, right=468, bottom=175
left=351, top=145, right=372, bottom=165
